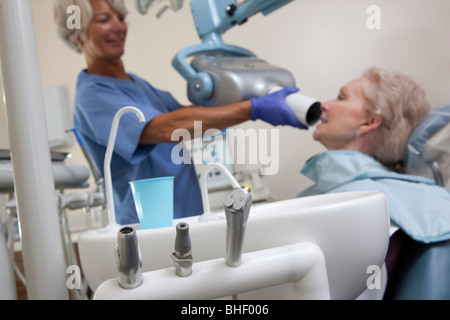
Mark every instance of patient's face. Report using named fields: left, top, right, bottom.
left=314, top=77, right=370, bottom=150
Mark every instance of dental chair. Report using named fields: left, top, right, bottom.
left=384, top=103, right=450, bottom=300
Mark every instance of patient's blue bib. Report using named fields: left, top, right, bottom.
left=298, top=150, right=450, bottom=243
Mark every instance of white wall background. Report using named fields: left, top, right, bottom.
left=1, top=0, right=450, bottom=230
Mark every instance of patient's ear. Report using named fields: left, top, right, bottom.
left=360, top=115, right=382, bottom=135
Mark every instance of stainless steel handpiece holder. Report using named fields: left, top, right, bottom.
left=115, top=226, right=143, bottom=289
left=224, top=185, right=252, bottom=267
left=171, top=222, right=193, bottom=277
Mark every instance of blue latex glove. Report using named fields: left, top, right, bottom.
left=250, top=87, right=307, bottom=129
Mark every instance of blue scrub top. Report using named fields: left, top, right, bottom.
left=297, top=150, right=450, bottom=243
left=73, top=71, right=203, bottom=225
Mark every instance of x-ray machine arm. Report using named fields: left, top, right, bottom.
left=170, top=0, right=294, bottom=102
left=137, top=0, right=321, bottom=127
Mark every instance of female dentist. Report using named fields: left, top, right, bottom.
left=54, top=0, right=304, bottom=225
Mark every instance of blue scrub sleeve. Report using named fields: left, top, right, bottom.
left=75, top=82, right=164, bottom=164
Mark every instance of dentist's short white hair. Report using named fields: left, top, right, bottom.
left=362, top=67, right=431, bottom=171
left=54, top=0, right=128, bottom=53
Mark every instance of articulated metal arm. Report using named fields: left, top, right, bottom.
left=136, top=0, right=295, bottom=102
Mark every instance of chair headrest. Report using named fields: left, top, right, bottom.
left=407, top=104, right=450, bottom=157
left=405, top=103, right=450, bottom=186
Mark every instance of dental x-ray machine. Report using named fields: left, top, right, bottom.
left=137, top=0, right=322, bottom=127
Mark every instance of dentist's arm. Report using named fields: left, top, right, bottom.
left=139, top=100, right=252, bottom=145
left=138, top=87, right=303, bottom=145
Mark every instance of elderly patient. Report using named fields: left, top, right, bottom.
left=298, top=67, right=450, bottom=249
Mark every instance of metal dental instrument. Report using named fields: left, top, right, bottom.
left=115, top=226, right=143, bottom=289
left=171, top=222, right=193, bottom=277
left=224, top=184, right=252, bottom=267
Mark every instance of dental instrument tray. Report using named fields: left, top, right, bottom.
left=0, top=149, right=70, bottom=162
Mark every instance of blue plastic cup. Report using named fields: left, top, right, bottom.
left=129, top=177, right=174, bottom=229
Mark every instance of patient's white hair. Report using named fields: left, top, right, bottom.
left=362, top=67, right=431, bottom=171
left=54, top=0, right=128, bottom=53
